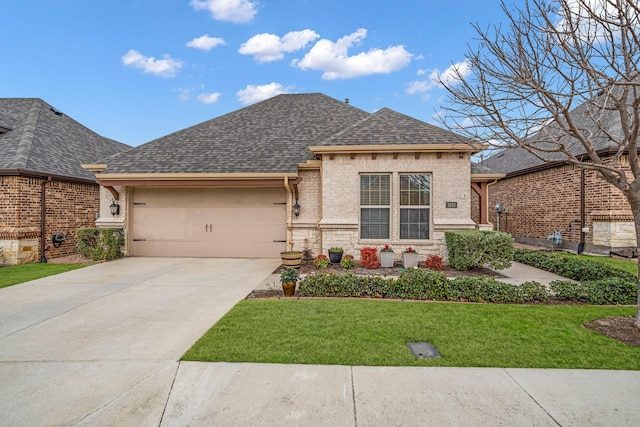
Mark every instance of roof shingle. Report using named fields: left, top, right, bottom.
left=0, top=98, right=130, bottom=180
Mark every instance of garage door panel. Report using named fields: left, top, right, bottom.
left=131, top=188, right=287, bottom=258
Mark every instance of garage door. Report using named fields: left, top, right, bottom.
left=130, top=187, right=287, bottom=258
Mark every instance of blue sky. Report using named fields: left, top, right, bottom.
left=2, top=0, right=519, bottom=147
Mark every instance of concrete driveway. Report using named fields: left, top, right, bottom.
left=0, top=257, right=279, bottom=427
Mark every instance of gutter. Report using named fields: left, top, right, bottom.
left=0, top=168, right=95, bottom=185
left=283, top=177, right=292, bottom=249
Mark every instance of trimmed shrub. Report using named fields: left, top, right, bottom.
left=360, top=247, right=380, bottom=269
left=423, top=254, right=445, bottom=271
left=514, top=249, right=636, bottom=282
left=76, top=227, right=124, bottom=261
left=390, top=268, right=449, bottom=300
left=446, top=231, right=514, bottom=271
left=298, top=271, right=550, bottom=303
left=550, top=279, right=636, bottom=305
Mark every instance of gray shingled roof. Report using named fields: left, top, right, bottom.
left=0, top=98, right=130, bottom=181
left=101, top=93, right=370, bottom=174
left=483, top=87, right=632, bottom=175
left=319, top=107, right=472, bottom=146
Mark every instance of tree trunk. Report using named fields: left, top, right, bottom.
left=632, top=208, right=640, bottom=329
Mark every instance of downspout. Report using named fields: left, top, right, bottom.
left=578, top=169, right=586, bottom=254
left=284, top=177, right=292, bottom=249
left=486, top=179, right=499, bottom=230
left=40, top=176, right=52, bottom=263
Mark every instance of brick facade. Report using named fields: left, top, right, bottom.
left=0, top=175, right=99, bottom=264
left=473, top=156, right=636, bottom=253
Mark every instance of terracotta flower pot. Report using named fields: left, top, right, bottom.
left=281, top=281, right=296, bottom=297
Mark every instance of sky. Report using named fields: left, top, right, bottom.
left=2, top=0, right=521, bottom=147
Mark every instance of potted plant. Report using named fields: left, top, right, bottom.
left=280, top=241, right=302, bottom=269
left=328, top=247, right=344, bottom=264
left=402, top=247, right=421, bottom=268
left=280, top=267, right=300, bottom=297
left=379, top=244, right=395, bottom=268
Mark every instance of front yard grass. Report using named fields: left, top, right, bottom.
left=183, top=299, right=640, bottom=369
left=0, top=263, right=90, bottom=289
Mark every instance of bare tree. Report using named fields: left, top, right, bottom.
left=439, top=0, right=640, bottom=326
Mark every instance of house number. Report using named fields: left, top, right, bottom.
left=446, top=202, right=457, bottom=208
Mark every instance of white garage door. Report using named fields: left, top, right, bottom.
left=130, top=187, right=287, bottom=258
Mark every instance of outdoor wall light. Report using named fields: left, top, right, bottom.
left=293, top=200, right=301, bottom=217
left=110, top=200, right=120, bottom=216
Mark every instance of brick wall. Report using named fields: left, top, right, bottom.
left=475, top=156, right=635, bottom=252
left=0, top=176, right=100, bottom=262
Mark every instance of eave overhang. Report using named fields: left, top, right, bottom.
left=309, top=144, right=487, bottom=155
left=471, top=173, right=506, bottom=182
left=92, top=172, right=300, bottom=188
left=0, top=168, right=96, bottom=184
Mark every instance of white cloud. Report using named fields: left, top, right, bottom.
left=197, top=92, right=222, bottom=104
left=177, top=88, right=192, bottom=101
left=292, top=28, right=413, bottom=79
left=190, top=0, right=257, bottom=23
left=236, top=83, right=292, bottom=105
left=186, top=34, right=226, bottom=51
left=406, top=60, right=470, bottom=95
left=416, top=68, right=427, bottom=76
left=121, top=49, right=183, bottom=78
left=239, top=30, right=319, bottom=62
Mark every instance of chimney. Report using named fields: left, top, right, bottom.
left=345, top=98, right=350, bottom=104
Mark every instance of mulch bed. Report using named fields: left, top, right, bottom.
left=274, top=259, right=504, bottom=278
left=583, top=316, right=640, bottom=347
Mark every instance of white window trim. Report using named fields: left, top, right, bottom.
left=359, top=172, right=432, bottom=243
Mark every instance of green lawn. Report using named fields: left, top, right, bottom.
left=0, top=263, right=90, bottom=289
left=557, top=252, right=638, bottom=276
left=183, top=299, right=639, bottom=369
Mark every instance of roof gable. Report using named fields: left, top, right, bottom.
left=319, top=107, right=471, bottom=146
left=0, top=98, right=130, bottom=181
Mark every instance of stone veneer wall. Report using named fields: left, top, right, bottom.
left=316, top=152, right=476, bottom=261
left=291, top=169, right=322, bottom=257
left=474, top=158, right=636, bottom=253
left=0, top=175, right=100, bottom=264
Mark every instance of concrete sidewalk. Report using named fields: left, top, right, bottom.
left=160, top=363, right=640, bottom=426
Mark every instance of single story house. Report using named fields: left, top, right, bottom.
left=0, top=98, right=130, bottom=264
left=479, top=88, right=637, bottom=255
left=84, top=93, right=499, bottom=260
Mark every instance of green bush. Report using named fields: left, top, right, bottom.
left=550, top=279, right=636, bottom=305
left=390, top=269, right=449, bottom=300
left=445, top=231, right=514, bottom=271
left=514, top=249, right=636, bottom=282
left=76, top=227, right=124, bottom=261
left=298, top=270, right=547, bottom=303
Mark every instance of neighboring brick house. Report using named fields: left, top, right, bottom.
left=478, top=90, right=637, bottom=255
left=0, top=98, right=130, bottom=264
left=84, top=93, right=497, bottom=261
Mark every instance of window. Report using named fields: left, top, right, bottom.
left=360, top=174, right=390, bottom=239
left=399, top=174, right=430, bottom=240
